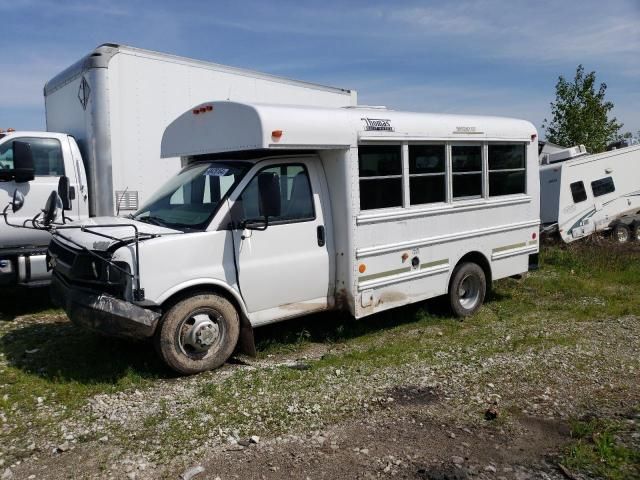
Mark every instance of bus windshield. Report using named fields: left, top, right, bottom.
left=134, top=161, right=250, bottom=230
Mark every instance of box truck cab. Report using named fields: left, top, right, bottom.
left=49, top=101, right=540, bottom=375
left=0, top=131, right=88, bottom=286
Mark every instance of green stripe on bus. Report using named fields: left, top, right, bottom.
left=358, top=259, right=448, bottom=283
left=420, top=259, right=448, bottom=269
left=492, top=242, right=527, bottom=253
left=359, top=266, right=412, bottom=282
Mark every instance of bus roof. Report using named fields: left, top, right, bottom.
left=161, top=101, right=536, bottom=159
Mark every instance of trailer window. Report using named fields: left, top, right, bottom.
left=238, top=164, right=315, bottom=223
left=0, top=137, right=64, bottom=176
left=358, top=145, right=402, bottom=210
left=488, top=144, right=526, bottom=196
left=570, top=181, right=587, bottom=203
left=409, top=145, right=445, bottom=205
left=451, top=145, right=482, bottom=199
left=591, top=177, right=615, bottom=197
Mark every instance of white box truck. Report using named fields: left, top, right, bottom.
left=0, top=43, right=357, bottom=287
left=43, top=101, right=540, bottom=374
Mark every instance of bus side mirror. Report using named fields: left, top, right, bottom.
left=13, top=141, right=35, bottom=183
left=11, top=189, right=25, bottom=213
left=58, top=176, right=72, bottom=210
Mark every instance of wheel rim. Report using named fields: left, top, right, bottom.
left=458, top=273, right=481, bottom=310
left=177, top=308, right=225, bottom=358
left=616, top=228, right=629, bottom=243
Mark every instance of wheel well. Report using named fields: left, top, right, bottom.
left=612, top=221, right=630, bottom=229
left=160, top=284, right=250, bottom=326
left=453, top=251, right=492, bottom=286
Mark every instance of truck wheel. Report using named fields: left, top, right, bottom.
left=155, top=293, right=240, bottom=375
left=612, top=224, right=630, bottom=243
left=448, top=262, right=486, bottom=318
left=633, top=225, right=640, bottom=242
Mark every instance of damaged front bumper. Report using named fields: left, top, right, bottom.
left=51, top=273, right=160, bottom=340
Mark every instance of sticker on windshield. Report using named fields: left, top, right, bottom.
left=204, top=167, right=229, bottom=176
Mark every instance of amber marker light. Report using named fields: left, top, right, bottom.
left=358, top=264, right=366, bottom=274
left=271, top=130, right=283, bottom=139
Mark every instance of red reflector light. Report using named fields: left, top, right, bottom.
left=272, top=130, right=283, bottom=139
left=193, top=109, right=200, bottom=115
left=206, top=105, right=213, bottom=111
left=531, top=133, right=537, bottom=141
left=199, top=107, right=207, bottom=113
left=532, top=232, right=537, bottom=240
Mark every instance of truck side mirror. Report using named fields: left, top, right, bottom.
left=11, top=189, right=25, bottom=213
left=13, top=141, right=35, bottom=183
left=258, top=172, right=281, bottom=218
left=58, top=176, right=72, bottom=210
left=42, top=190, right=62, bottom=226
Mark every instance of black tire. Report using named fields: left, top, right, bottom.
left=154, top=293, right=240, bottom=375
left=612, top=223, right=631, bottom=243
left=448, top=262, right=486, bottom=318
left=633, top=224, right=640, bottom=242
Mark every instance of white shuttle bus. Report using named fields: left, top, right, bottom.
left=46, top=102, right=540, bottom=374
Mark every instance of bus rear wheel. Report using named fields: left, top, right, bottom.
left=448, top=262, right=486, bottom=318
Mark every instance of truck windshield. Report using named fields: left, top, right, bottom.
left=134, top=161, right=250, bottom=230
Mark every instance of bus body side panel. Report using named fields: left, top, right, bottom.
left=351, top=140, right=539, bottom=319
left=318, top=149, right=353, bottom=312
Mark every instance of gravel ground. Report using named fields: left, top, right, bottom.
left=2, top=312, right=637, bottom=479
left=1, top=245, right=639, bottom=479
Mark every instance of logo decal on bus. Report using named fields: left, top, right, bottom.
left=453, top=126, right=484, bottom=134
left=361, top=118, right=394, bottom=132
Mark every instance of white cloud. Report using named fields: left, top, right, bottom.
left=383, top=1, right=640, bottom=75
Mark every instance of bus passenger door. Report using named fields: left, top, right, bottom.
left=231, top=160, right=331, bottom=321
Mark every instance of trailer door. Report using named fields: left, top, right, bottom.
left=232, top=160, right=330, bottom=318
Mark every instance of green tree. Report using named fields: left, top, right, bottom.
left=542, top=65, right=622, bottom=153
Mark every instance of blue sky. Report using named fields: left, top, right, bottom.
left=1, top=0, right=639, bottom=138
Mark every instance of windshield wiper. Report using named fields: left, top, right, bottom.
left=136, top=216, right=170, bottom=227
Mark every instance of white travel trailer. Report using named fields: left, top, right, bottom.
left=46, top=102, right=540, bottom=374
left=540, top=144, right=640, bottom=242
left=1, top=44, right=356, bottom=287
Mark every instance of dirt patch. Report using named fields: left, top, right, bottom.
left=195, top=408, right=572, bottom=480
left=416, top=465, right=469, bottom=480
left=386, top=385, right=440, bottom=406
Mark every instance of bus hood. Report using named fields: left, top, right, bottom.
left=53, top=216, right=182, bottom=251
